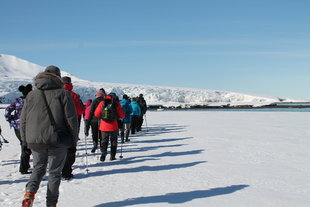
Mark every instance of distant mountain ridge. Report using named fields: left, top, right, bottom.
left=0, top=54, right=286, bottom=106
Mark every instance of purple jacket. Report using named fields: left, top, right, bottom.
left=5, top=97, right=25, bottom=130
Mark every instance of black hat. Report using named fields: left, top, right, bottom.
left=109, top=92, right=117, bottom=97
left=99, top=88, right=106, bottom=94
left=61, top=76, right=72, bottom=84
left=18, top=84, right=32, bottom=97
left=123, top=94, right=128, bottom=99
left=45, top=65, right=61, bottom=77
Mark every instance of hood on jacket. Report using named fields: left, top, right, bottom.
left=63, top=83, right=73, bottom=91
left=34, top=72, right=63, bottom=90
left=62, top=76, right=72, bottom=84
left=84, top=101, right=92, bottom=107
left=45, top=65, right=61, bottom=77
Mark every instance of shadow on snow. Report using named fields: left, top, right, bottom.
left=94, top=185, right=250, bottom=207
left=74, top=148, right=204, bottom=170
left=74, top=161, right=206, bottom=179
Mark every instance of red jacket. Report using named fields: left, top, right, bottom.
left=83, top=100, right=92, bottom=120
left=64, top=83, right=85, bottom=116
left=94, top=95, right=125, bottom=132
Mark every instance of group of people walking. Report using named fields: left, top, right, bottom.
left=84, top=91, right=147, bottom=162
left=3, top=65, right=147, bottom=207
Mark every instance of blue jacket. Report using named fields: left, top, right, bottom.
left=5, top=97, right=25, bottom=130
left=130, top=101, right=142, bottom=116
left=120, top=99, right=132, bottom=123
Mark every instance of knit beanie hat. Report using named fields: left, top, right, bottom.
left=95, top=90, right=105, bottom=98
left=123, top=94, right=128, bottom=99
left=99, top=88, right=106, bottom=94
left=61, top=76, right=72, bottom=84
left=18, top=84, right=32, bottom=97
left=45, top=65, right=61, bottom=77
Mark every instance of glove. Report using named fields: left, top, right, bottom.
left=24, top=147, right=32, bottom=155
left=6, top=115, right=14, bottom=122
left=85, top=130, right=89, bottom=137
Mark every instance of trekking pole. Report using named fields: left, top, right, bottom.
left=0, top=134, right=9, bottom=143
left=84, top=134, right=89, bottom=174
left=144, top=114, right=148, bottom=132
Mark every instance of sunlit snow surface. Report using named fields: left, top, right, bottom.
left=0, top=108, right=309, bottom=207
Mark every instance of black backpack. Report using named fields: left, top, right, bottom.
left=101, top=95, right=118, bottom=122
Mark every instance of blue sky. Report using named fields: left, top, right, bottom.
left=1, top=0, right=310, bottom=99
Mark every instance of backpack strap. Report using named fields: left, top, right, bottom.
left=40, top=90, right=56, bottom=129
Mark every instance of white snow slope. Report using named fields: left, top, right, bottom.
left=0, top=54, right=284, bottom=106
left=0, top=108, right=309, bottom=206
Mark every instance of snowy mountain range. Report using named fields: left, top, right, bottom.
left=0, top=54, right=289, bottom=106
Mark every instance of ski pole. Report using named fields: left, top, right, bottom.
left=84, top=134, right=89, bottom=174
left=0, top=134, right=9, bottom=143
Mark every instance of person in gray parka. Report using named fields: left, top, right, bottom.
left=20, top=66, right=78, bottom=207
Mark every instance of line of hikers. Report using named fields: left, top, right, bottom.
left=3, top=65, right=147, bottom=207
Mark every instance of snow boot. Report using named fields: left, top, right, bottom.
left=91, top=143, right=98, bottom=153
left=100, top=153, right=106, bottom=162
left=62, top=174, right=73, bottom=181
left=22, top=191, right=35, bottom=207
left=20, top=171, right=32, bottom=175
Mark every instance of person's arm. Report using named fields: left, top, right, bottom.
left=20, top=99, right=28, bottom=146
left=137, top=104, right=142, bottom=116
left=4, top=101, right=16, bottom=123
left=116, top=102, right=125, bottom=119
left=63, top=91, right=79, bottom=144
left=85, top=99, right=100, bottom=135
left=94, top=101, right=104, bottom=118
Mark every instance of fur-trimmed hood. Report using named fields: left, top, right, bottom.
left=34, top=72, right=63, bottom=90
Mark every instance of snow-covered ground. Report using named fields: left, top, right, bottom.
left=1, top=108, right=309, bottom=207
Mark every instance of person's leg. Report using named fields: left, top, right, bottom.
left=131, top=116, right=137, bottom=134
left=124, top=123, right=131, bottom=142
left=90, top=120, right=98, bottom=152
left=46, top=147, right=67, bottom=207
left=61, top=147, right=76, bottom=179
left=136, top=116, right=142, bottom=131
left=20, top=145, right=31, bottom=173
left=25, top=148, right=48, bottom=193
left=14, top=129, right=31, bottom=173
left=100, top=131, right=109, bottom=161
left=120, top=122, right=125, bottom=143
left=77, top=115, right=82, bottom=136
left=22, top=147, right=48, bottom=206
left=110, top=131, right=118, bottom=160
left=14, top=129, right=22, bottom=144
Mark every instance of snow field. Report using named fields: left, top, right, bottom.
left=0, top=110, right=310, bottom=206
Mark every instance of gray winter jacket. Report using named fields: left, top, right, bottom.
left=20, top=72, right=78, bottom=149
